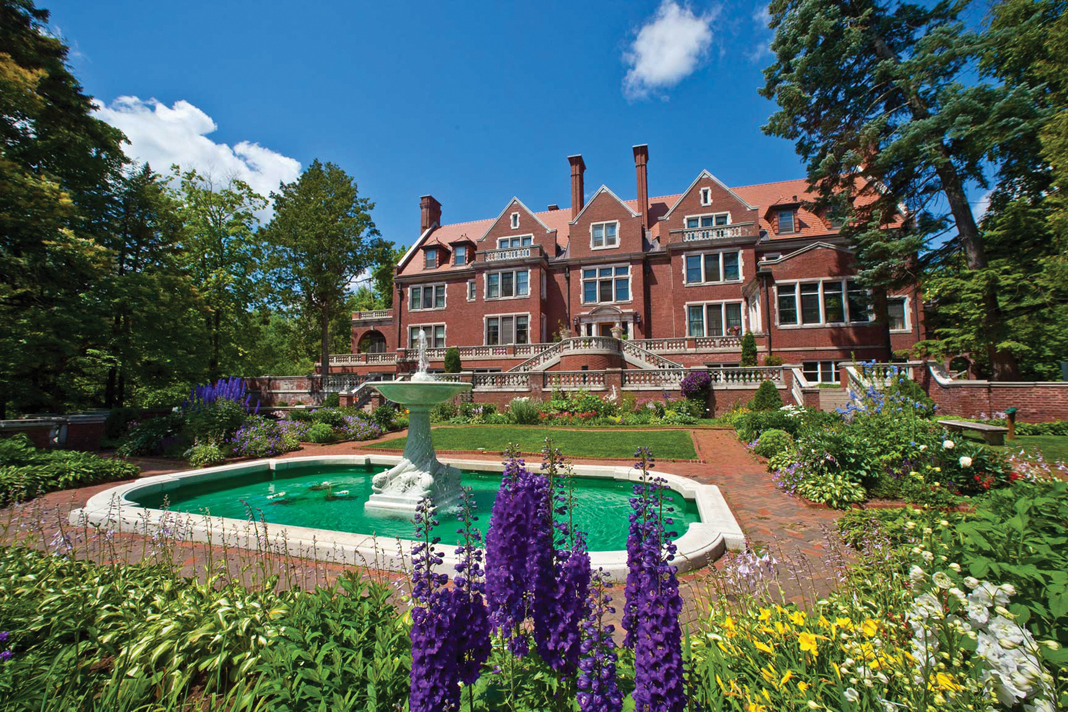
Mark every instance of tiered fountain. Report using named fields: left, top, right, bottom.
left=363, top=331, right=472, bottom=518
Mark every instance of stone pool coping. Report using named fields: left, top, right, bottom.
left=71, top=454, right=744, bottom=581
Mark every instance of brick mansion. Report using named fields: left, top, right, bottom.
left=329, top=144, right=922, bottom=393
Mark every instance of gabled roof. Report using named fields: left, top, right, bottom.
left=477, top=197, right=555, bottom=243
left=569, top=185, right=640, bottom=224
left=661, top=170, right=757, bottom=218
left=758, top=241, right=851, bottom=265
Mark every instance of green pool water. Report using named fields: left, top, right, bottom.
left=133, top=463, right=701, bottom=551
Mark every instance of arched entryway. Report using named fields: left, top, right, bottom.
left=358, top=330, right=387, bottom=353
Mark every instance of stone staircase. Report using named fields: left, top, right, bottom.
left=818, top=388, right=851, bottom=413
left=506, top=336, right=683, bottom=373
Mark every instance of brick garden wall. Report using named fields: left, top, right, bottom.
left=916, top=367, right=1068, bottom=422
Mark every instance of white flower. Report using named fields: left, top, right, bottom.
left=844, top=687, right=860, bottom=703
left=933, top=571, right=953, bottom=589
left=943, top=439, right=955, bottom=450
left=919, top=443, right=928, bottom=451
left=964, top=576, right=980, bottom=589
left=949, top=562, right=961, bottom=571
left=922, top=550, right=934, bottom=563
left=959, top=455, right=973, bottom=468
left=909, top=565, right=926, bottom=583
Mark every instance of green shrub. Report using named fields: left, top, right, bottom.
left=740, top=332, right=757, bottom=366
left=754, top=428, right=793, bottom=458
left=443, top=347, right=462, bottom=373
left=185, top=442, right=226, bottom=468
left=116, top=414, right=183, bottom=457
left=307, top=423, right=336, bottom=443
left=751, top=380, right=783, bottom=411
left=310, top=407, right=345, bottom=428
left=183, top=398, right=248, bottom=443
left=371, top=405, right=398, bottom=431
left=763, top=353, right=784, bottom=367
left=321, top=392, right=340, bottom=408
left=507, top=397, right=541, bottom=425
left=0, top=436, right=140, bottom=504
left=287, top=408, right=314, bottom=422
left=431, top=399, right=459, bottom=422
left=104, top=407, right=141, bottom=440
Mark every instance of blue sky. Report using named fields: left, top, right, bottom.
left=52, top=1, right=841, bottom=247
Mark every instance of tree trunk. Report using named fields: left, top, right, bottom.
left=872, top=289, right=894, bottom=361
left=320, top=301, right=331, bottom=392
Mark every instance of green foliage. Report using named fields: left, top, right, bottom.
left=751, top=380, right=784, bottom=411
left=0, top=435, right=139, bottom=504
left=739, top=332, right=758, bottom=367
left=543, top=389, right=618, bottom=419
left=306, top=423, right=336, bottom=444
left=103, top=407, right=141, bottom=440
left=286, top=408, right=314, bottom=423
left=310, top=407, right=345, bottom=429
left=506, top=397, right=542, bottom=425
left=443, top=347, right=462, bottom=373
left=116, top=414, right=182, bottom=457
left=183, top=398, right=248, bottom=444
left=370, top=405, right=398, bottom=431
left=763, top=353, right=784, bottom=367
left=754, top=429, right=793, bottom=458
left=185, top=442, right=226, bottom=468
left=431, top=399, right=459, bottom=423
left=322, top=392, right=340, bottom=408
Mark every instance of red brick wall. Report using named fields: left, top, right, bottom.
left=659, top=174, right=761, bottom=235
left=917, top=367, right=1068, bottom=422
left=554, top=353, right=621, bottom=371
left=567, top=189, right=645, bottom=262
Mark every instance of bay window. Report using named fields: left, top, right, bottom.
left=486, top=269, right=529, bottom=299
left=684, top=250, right=742, bottom=284
left=409, top=325, right=445, bottom=348
left=777, top=279, right=871, bottom=326
left=486, top=314, right=529, bottom=345
left=409, top=283, right=446, bottom=311
left=686, top=302, right=744, bottom=337
left=581, top=265, right=630, bottom=304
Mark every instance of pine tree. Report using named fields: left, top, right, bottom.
left=739, top=332, right=757, bottom=367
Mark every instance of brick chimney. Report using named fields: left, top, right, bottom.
left=633, top=144, right=650, bottom=230
left=568, top=155, right=586, bottom=220
left=420, top=195, right=442, bottom=233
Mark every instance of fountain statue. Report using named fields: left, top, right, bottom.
left=364, top=330, right=472, bottom=518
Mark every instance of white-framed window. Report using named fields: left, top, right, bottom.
left=685, top=212, right=730, bottom=230
left=581, top=264, right=630, bottom=304
left=777, top=209, right=795, bottom=233
left=700, top=187, right=712, bottom=206
left=409, top=283, right=446, bottom=311
left=497, top=235, right=533, bottom=249
left=485, top=314, right=529, bottom=346
left=686, top=301, right=745, bottom=338
left=486, top=269, right=530, bottom=300
left=467, top=280, right=476, bottom=301
left=510, top=212, right=520, bottom=229
left=408, top=324, right=445, bottom=348
left=683, top=250, right=742, bottom=284
left=776, top=279, right=871, bottom=326
left=454, top=244, right=467, bottom=265
left=803, top=360, right=840, bottom=383
left=590, top=221, right=619, bottom=249
left=424, top=247, right=438, bottom=269
left=888, top=296, right=910, bottom=332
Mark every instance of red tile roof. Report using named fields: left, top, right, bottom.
left=398, top=177, right=874, bottom=276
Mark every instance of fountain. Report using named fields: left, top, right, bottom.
left=363, top=330, right=472, bottom=518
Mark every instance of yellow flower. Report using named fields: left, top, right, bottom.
left=775, top=621, right=788, bottom=636
left=835, top=617, right=853, bottom=630
left=759, top=608, right=772, bottom=622
left=754, top=640, right=774, bottom=654
left=724, top=616, right=737, bottom=636
left=779, top=670, right=793, bottom=688
left=798, top=680, right=810, bottom=692
left=799, top=632, right=820, bottom=656
left=818, top=615, right=832, bottom=629
left=790, top=610, right=807, bottom=627
left=934, top=672, right=962, bottom=691
left=861, top=619, right=879, bottom=637
left=746, top=703, right=768, bottom=712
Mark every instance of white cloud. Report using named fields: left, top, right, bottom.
left=94, top=96, right=301, bottom=213
left=973, top=190, right=993, bottom=221
left=747, top=4, right=774, bottom=63
left=623, top=1, right=719, bottom=100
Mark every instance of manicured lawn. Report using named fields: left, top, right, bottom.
left=960, top=432, right=1068, bottom=463
left=366, top=425, right=698, bottom=460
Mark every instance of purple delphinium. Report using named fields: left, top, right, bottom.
left=451, top=487, right=491, bottom=691
left=184, top=376, right=260, bottom=413
left=409, top=498, right=460, bottom=712
left=485, top=447, right=542, bottom=655
left=625, top=448, right=686, bottom=712
left=577, top=569, right=622, bottom=712
left=622, top=447, right=656, bottom=647
left=532, top=440, right=591, bottom=674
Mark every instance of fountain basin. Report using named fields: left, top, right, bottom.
left=70, top=455, right=745, bottom=580
left=371, top=380, right=471, bottom=405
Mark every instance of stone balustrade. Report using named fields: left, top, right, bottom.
left=477, top=244, right=544, bottom=263
left=351, top=309, right=393, bottom=323
left=543, top=370, right=607, bottom=390
left=667, top=221, right=756, bottom=243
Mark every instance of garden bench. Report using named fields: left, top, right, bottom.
left=938, top=419, right=1008, bottom=446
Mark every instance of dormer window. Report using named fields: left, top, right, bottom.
left=777, top=210, right=796, bottom=234
left=424, top=247, right=438, bottom=269
left=591, top=221, right=619, bottom=249
left=454, top=244, right=467, bottom=265
left=510, top=212, right=520, bottom=229
left=700, top=187, right=712, bottom=206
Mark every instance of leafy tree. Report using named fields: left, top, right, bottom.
left=443, top=347, right=462, bottom=373
left=739, top=332, right=757, bottom=367
left=174, top=168, right=268, bottom=381
left=370, top=245, right=405, bottom=309
left=0, top=0, right=126, bottom=414
left=265, top=160, right=382, bottom=382
left=760, top=0, right=1042, bottom=379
